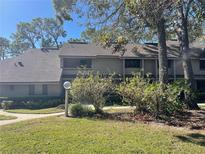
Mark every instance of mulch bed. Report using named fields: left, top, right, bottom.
left=100, top=109, right=205, bottom=130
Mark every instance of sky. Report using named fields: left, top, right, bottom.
left=0, top=0, right=85, bottom=41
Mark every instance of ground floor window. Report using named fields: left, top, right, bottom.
left=29, top=85, right=35, bottom=95
left=125, top=59, right=141, bottom=68
left=196, top=80, right=205, bottom=92
left=42, top=84, right=48, bottom=95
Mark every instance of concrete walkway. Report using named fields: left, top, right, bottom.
left=0, top=110, right=64, bottom=126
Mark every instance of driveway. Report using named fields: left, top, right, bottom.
left=0, top=109, right=64, bottom=126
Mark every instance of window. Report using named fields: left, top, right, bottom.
left=42, top=85, right=48, bottom=95
left=63, top=58, right=92, bottom=68
left=29, top=85, right=35, bottom=95
left=9, top=85, right=14, bottom=91
left=200, top=60, right=205, bottom=70
left=125, top=59, right=141, bottom=68
left=196, top=80, right=205, bottom=92
left=168, top=60, right=172, bottom=68
left=80, top=59, right=92, bottom=68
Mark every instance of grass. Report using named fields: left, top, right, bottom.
left=0, top=116, right=204, bottom=154
left=0, top=114, right=17, bottom=120
left=6, top=107, right=64, bottom=114
left=198, top=103, right=205, bottom=110
left=103, top=106, right=135, bottom=113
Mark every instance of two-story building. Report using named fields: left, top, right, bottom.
left=0, top=41, right=205, bottom=97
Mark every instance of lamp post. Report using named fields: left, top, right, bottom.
left=63, top=81, right=71, bottom=117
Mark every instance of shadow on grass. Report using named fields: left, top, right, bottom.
left=176, top=133, right=205, bottom=147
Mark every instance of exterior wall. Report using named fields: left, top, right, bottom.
left=174, top=59, right=205, bottom=77
left=174, top=59, right=183, bottom=76
left=61, top=56, right=205, bottom=82
left=0, top=85, right=29, bottom=97
left=192, top=59, right=205, bottom=76
left=62, top=57, right=123, bottom=76
left=47, top=84, right=62, bottom=96
left=144, top=59, right=156, bottom=76
left=0, top=83, right=62, bottom=97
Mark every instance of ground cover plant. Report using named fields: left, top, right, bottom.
left=0, top=97, right=63, bottom=110
left=71, top=73, right=113, bottom=114
left=0, top=116, right=204, bottom=154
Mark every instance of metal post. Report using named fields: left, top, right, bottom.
left=63, top=81, right=71, bottom=117
left=65, top=89, right=69, bottom=117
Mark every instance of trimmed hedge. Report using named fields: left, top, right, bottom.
left=70, top=104, right=95, bottom=117
left=0, top=96, right=64, bottom=110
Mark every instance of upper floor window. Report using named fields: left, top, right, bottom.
left=200, top=60, right=205, bottom=70
left=168, top=60, right=172, bottom=68
left=125, top=59, right=141, bottom=68
left=63, top=58, right=92, bottom=68
left=80, top=59, right=92, bottom=68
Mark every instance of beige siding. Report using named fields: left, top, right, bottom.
left=192, top=59, right=205, bottom=75
left=175, top=59, right=184, bottom=75
left=0, top=85, right=29, bottom=97
left=174, top=59, right=205, bottom=76
left=47, top=84, right=62, bottom=96
left=144, top=59, right=156, bottom=76
left=0, top=83, right=61, bottom=97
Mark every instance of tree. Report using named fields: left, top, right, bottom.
left=0, top=37, right=10, bottom=60
left=43, top=18, right=67, bottom=48
left=173, top=0, right=205, bottom=109
left=11, top=22, right=40, bottom=48
left=10, top=18, right=67, bottom=55
left=53, top=0, right=174, bottom=84
left=9, top=39, right=30, bottom=57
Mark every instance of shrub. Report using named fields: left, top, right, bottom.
left=0, top=97, right=63, bottom=110
left=104, top=90, right=123, bottom=106
left=117, top=75, right=149, bottom=113
left=71, top=73, right=113, bottom=113
left=70, top=104, right=95, bottom=117
left=117, top=75, right=193, bottom=117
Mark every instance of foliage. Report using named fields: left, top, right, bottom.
left=104, top=90, right=123, bottom=106
left=117, top=75, right=195, bottom=116
left=0, top=97, right=63, bottom=110
left=117, top=75, right=150, bottom=113
left=9, top=18, right=66, bottom=56
left=70, top=103, right=95, bottom=117
left=0, top=37, right=10, bottom=60
left=70, top=73, right=113, bottom=113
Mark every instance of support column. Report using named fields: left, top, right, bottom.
left=142, top=59, right=145, bottom=78
left=173, top=59, right=176, bottom=81
left=155, top=59, right=158, bottom=81
left=122, top=59, right=125, bottom=81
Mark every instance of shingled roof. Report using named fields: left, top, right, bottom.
left=60, top=41, right=205, bottom=58
left=0, top=49, right=62, bottom=83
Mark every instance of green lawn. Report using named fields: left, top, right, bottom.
left=0, top=114, right=17, bottom=120
left=103, top=107, right=135, bottom=113
left=0, top=116, right=204, bottom=154
left=6, top=107, right=64, bottom=114
left=198, top=104, right=205, bottom=109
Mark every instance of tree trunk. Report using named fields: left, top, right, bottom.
left=157, top=18, right=168, bottom=84
left=178, top=5, right=199, bottom=109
